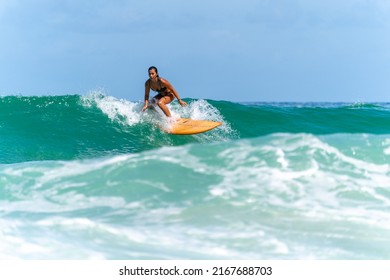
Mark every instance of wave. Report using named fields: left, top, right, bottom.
left=0, top=93, right=236, bottom=163
left=216, top=100, right=390, bottom=136
left=1, top=133, right=390, bottom=259
left=1, top=92, right=390, bottom=163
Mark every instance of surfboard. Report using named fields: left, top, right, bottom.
left=165, top=118, right=222, bottom=135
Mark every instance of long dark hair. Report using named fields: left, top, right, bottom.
left=148, top=66, right=159, bottom=77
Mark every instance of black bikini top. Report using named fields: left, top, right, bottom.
left=149, top=78, right=167, bottom=93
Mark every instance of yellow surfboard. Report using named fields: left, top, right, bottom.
left=165, top=118, right=222, bottom=135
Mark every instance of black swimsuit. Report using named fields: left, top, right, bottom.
left=150, top=78, right=168, bottom=94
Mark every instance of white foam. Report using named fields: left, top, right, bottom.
left=81, top=93, right=237, bottom=141
left=205, top=134, right=390, bottom=233
left=383, top=138, right=390, bottom=155
left=81, top=91, right=142, bottom=126
left=2, top=133, right=390, bottom=259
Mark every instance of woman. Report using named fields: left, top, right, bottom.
left=142, top=66, right=187, bottom=117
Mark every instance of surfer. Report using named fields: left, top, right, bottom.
left=142, top=66, right=187, bottom=117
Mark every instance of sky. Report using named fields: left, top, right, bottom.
left=1, top=0, right=390, bottom=102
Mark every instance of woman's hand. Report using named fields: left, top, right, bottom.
left=142, top=104, right=148, bottom=112
left=178, top=99, right=187, bottom=107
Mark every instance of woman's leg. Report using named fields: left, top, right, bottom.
left=156, top=95, right=174, bottom=117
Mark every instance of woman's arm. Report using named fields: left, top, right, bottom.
left=161, top=78, right=187, bottom=107
left=142, top=80, right=151, bottom=111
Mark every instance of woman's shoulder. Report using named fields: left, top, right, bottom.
left=159, top=77, right=170, bottom=85
left=145, top=79, right=151, bottom=86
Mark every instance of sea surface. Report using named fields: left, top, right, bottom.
left=1, top=93, right=390, bottom=259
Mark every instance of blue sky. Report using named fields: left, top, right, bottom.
left=1, top=0, right=390, bottom=102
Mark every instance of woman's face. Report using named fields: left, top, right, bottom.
left=148, top=69, right=157, bottom=80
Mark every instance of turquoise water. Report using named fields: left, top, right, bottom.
left=1, top=93, right=390, bottom=259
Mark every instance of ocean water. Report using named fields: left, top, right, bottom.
left=0, top=93, right=390, bottom=259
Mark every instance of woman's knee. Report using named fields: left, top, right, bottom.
left=158, top=98, right=167, bottom=107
